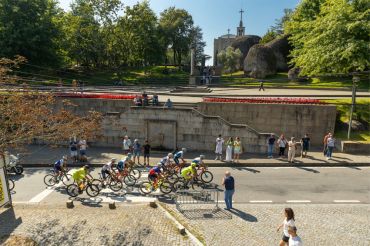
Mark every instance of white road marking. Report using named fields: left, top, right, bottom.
left=333, top=200, right=361, bottom=203
left=249, top=200, right=273, bottom=203
left=96, top=195, right=156, bottom=203
left=28, top=170, right=75, bottom=203
left=286, top=200, right=311, bottom=203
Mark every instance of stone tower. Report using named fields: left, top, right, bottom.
left=237, top=9, right=245, bottom=37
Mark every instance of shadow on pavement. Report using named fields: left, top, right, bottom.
left=229, top=208, right=258, bottom=222
left=0, top=207, right=23, bottom=242
left=181, top=208, right=232, bottom=220
left=231, top=167, right=261, bottom=173
left=294, top=166, right=320, bottom=173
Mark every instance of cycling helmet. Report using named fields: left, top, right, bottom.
left=111, top=158, right=116, bottom=162
left=191, top=163, right=197, bottom=168
left=63, top=155, right=68, bottom=160
left=157, top=162, right=162, bottom=167
left=199, top=155, right=205, bottom=160
left=182, top=148, right=187, bottom=153
left=83, top=165, right=90, bottom=169
left=168, top=153, right=173, bottom=158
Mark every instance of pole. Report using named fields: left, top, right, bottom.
left=347, top=76, right=360, bottom=140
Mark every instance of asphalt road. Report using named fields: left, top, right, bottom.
left=7, top=166, right=370, bottom=205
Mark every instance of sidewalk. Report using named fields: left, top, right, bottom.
left=15, top=145, right=370, bottom=167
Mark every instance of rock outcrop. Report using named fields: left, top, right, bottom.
left=231, top=35, right=261, bottom=68
left=265, top=35, right=291, bottom=72
left=244, top=44, right=276, bottom=79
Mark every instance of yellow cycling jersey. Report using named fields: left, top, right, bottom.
left=72, top=168, right=86, bottom=181
left=181, top=166, right=196, bottom=177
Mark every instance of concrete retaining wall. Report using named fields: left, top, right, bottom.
left=341, top=141, right=370, bottom=154
left=198, top=102, right=337, bottom=145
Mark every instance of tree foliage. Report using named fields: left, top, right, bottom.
left=217, top=46, right=242, bottom=73
left=286, top=0, right=369, bottom=75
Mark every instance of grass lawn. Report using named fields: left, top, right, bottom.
left=322, top=98, right=370, bottom=142
left=220, top=72, right=370, bottom=90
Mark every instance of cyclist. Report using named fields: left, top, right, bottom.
left=148, top=163, right=162, bottom=187
left=117, top=154, right=131, bottom=174
left=191, top=155, right=206, bottom=168
left=181, top=162, right=197, bottom=182
left=101, top=158, right=116, bottom=183
left=72, top=165, right=90, bottom=191
left=54, top=156, right=68, bottom=179
left=174, top=148, right=186, bottom=165
left=160, top=153, right=173, bottom=167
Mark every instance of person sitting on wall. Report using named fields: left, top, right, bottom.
left=164, top=98, right=173, bottom=108
left=134, top=96, right=142, bottom=106
left=142, top=91, right=149, bottom=106
left=152, top=94, right=159, bottom=106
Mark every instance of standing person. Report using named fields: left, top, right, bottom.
left=143, top=140, right=151, bottom=167
left=152, top=94, right=159, bottom=106
left=221, top=171, right=235, bottom=210
left=288, top=137, right=297, bottom=163
left=215, top=135, right=224, bottom=161
left=300, top=133, right=310, bottom=158
left=122, top=136, right=132, bottom=155
left=133, top=139, right=141, bottom=165
left=259, top=81, right=265, bottom=91
left=69, top=137, right=78, bottom=164
left=323, top=132, right=330, bottom=156
left=267, top=134, right=276, bottom=158
left=326, top=133, right=335, bottom=160
left=233, top=137, right=242, bottom=163
left=225, top=137, right=234, bottom=162
left=277, top=135, right=288, bottom=158
left=288, top=226, right=303, bottom=246
left=277, top=208, right=296, bottom=246
left=78, top=138, right=88, bottom=162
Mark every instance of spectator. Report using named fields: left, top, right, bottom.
left=277, top=134, right=288, bottom=158
left=69, top=137, right=78, bottom=164
left=72, top=79, right=78, bottom=93
left=215, top=134, right=224, bottom=161
left=277, top=208, right=295, bottom=246
left=300, top=133, right=310, bottom=158
left=142, top=91, right=149, bottom=106
left=122, top=135, right=132, bottom=155
left=133, top=139, right=141, bottom=164
left=288, top=137, right=297, bottom=163
left=143, top=140, right=151, bottom=167
left=134, top=96, right=142, bottom=106
left=233, top=137, right=242, bottom=163
left=323, top=132, right=330, bottom=156
left=326, top=133, right=335, bottom=160
left=259, top=81, right=265, bottom=91
left=221, top=171, right=235, bottom=210
left=225, top=137, right=234, bottom=162
left=267, top=134, right=276, bottom=158
left=152, top=94, right=159, bottom=106
left=78, top=138, right=88, bottom=162
left=288, top=226, right=303, bottom=246
left=164, top=98, right=173, bottom=108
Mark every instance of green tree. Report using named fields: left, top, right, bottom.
left=0, top=0, right=62, bottom=66
left=217, top=46, right=242, bottom=74
left=190, top=26, right=206, bottom=65
left=287, top=0, right=370, bottom=75
left=260, top=29, right=278, bottom=44
left=260, top=8, right=293, bottom=44
left=159, top=7, right=194, bottom=66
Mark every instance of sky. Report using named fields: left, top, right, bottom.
left=58, top=0, right=300, bottom=65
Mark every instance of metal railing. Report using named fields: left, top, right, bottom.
left=175, top=189, right=221, bottom=213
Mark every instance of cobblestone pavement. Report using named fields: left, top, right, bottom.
left=164, top=203, right=370, bottom=246
left=0, top=204, right=195, bottom=246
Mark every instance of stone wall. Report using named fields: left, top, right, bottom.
left=198, top=102, right=337, bottom=146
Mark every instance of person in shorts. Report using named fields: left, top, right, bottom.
left=133, top=139, right=141, bottom=165
left=143, top=140, right=151, bottom=167
left=300, top=133, right=310, bottom=158
left=277, top=208, right=295, bottom=246
left=69, top=138, right=78, bottom=163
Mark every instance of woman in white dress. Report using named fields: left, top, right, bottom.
left=215, top=134, right=224, bottom=160
left=225, top=137, right=234, bottom=162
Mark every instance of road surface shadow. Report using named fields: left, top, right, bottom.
left=0, top=207, right=23, bottom=242
left=180, top=208, right=232, bottom=220
left=293, top=166, right=320, bottom=173
left=229, top=208, right=258, bottom=222
left=231, top=167, right=261, bottom=173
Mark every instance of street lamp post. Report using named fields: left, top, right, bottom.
left=347, top=75, right=360, bottom=140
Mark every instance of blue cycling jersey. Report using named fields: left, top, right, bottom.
left=54, top=159, right=63, bottom=167
left=149, top=166, right=161, bottom=175
left=117, top=160, right=126, bottom=170
left=174, top=151, right=183, bottom=159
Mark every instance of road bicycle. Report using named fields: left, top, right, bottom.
left=140, top=177, right=173, bottom=195
left=44, top=168, right=74, bottom=186
left=172, top=176, right=206, bottom=192
left=8, top=178, right=15, bottom=191
left=66, top=179, right=100, bottom=197
left=113, top=168, right=137, bottom=186
left=87, top=173, right=124, bottom=192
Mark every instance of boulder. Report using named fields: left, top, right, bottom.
left=231, top=35, right=261, bottom=68
left=265, top=35, right=291, bottom=72
left=244, top=44, right=276, bottom=79
left=288, top=67, right=309, bottom=82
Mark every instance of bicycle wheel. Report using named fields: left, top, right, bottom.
left=123, top=175, right=136, bottom=186
left=172, top=180, right=186, bottom=192
left=166, top=173, right=179, bottom=184
left=109, top=180, right=123, bottom=192
left=61, top=174, right=74, bottom=186
left=91, top=179, right=104, bottom=191
left=130, top=169, right=141, bottom=179
left=191, top=180, right=205, bottom=191
left=139, top=181, right=153, bottom=195
left=160, top=181, right=173, bottom=194
left=8, top=179, right=15, bottom=191
left=86, top=184, right=100, bottom=197
left=201, top=171, right=213, bottom=183
left=44, top=174, right=57, bottom=186
left=14, top=165, right=24, bottom=175
left=66, top=184, right=79, bottom=197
